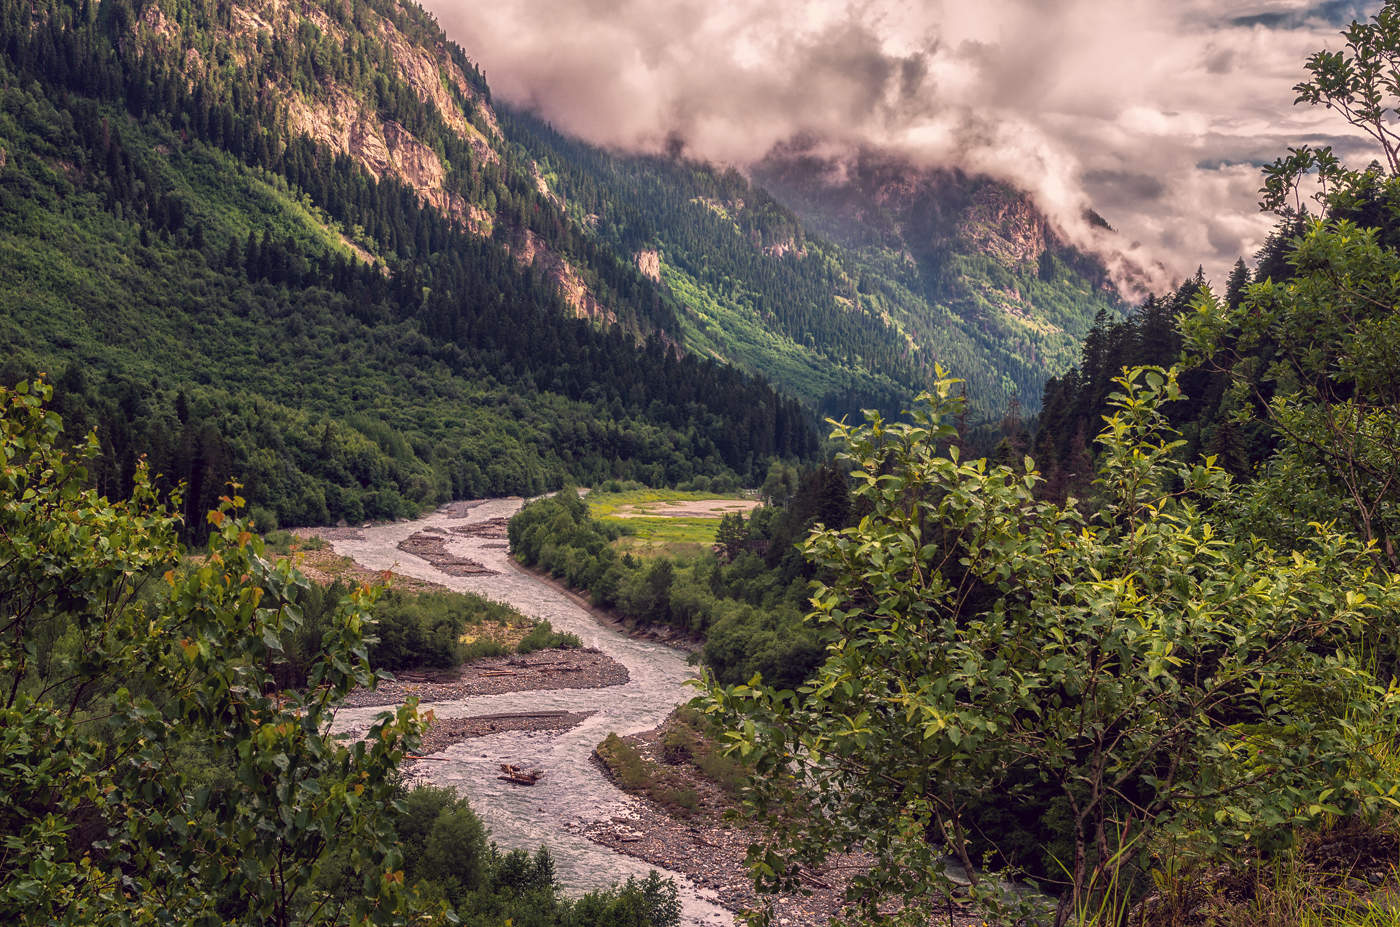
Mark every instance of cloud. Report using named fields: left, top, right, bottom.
left=425, top=0, right=1382, bottom=296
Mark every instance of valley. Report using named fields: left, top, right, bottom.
left=9, top=0, right=1400, bottom=925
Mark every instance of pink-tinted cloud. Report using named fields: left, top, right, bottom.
left=427, top=0, right=1379, bottom=295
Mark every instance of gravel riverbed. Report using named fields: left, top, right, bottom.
left=315, top=499, right=734, bottom=927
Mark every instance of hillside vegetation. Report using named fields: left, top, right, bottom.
left=0, top=0, right=816, bottom=534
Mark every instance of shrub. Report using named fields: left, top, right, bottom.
left=516, top=620, right=582, bottom=654
left=707, top=368, right=1400, bottom=926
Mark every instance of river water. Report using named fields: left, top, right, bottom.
left=325, top=498, right=734, bottom=926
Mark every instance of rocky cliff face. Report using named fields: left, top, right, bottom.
left=762, top=238, right=806, bottom=259
left=282, top=87, right=467, bottom=220
left=510, top=229, right=617, bottom=324
left=134, top=0, right=623, bottom=320
left=957, top=185, right=1054, bottom=266
left=138, top=0, right=492, bottom=220
left=753, top=144, right=1058, bottom=265
left=752, top=141, right=1119, bottom=298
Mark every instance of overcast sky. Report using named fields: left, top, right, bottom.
left=424, top=0, right=1381, bottom=296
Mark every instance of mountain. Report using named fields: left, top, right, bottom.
left=505, top=114, right=1122, bottom=420
left=0, top=0, right=814, bottom=533
left=0, top=0, right=1121, bottom=531
left=752, top=142, right=1122, bottom=412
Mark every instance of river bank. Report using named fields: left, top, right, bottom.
left=315, top=498, right=736, bottom=927
left=506, top=559, right=705, bottom=654
left=586, top=717, right=857, bottom=927
left=414, top=710, right=596, bottom=757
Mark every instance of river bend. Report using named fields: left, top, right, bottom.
left=326, top=499, right=733, bottom=926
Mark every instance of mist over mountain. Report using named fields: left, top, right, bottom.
left=423, top=0, right=1384, bottom=294
left=751, top=141, right=1121, bottom=294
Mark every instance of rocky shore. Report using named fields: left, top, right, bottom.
left=585, top=722, right=986, bottom=927
left=289, top=535, right=447, bottom=594
left=397, top=528, right=498, bottom=575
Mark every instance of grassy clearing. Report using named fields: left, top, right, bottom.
left=586, top=487, right=751, bottom=517
left=587, top=488, right=756, bottom=558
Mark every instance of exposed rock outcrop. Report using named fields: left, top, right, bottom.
left=511, top=229, right=618, bottom=324
left=133, top=0, right=629, bottom=325
left=283, top=87, right=468, bottom=220
left=763, top=238, right=806, bottom=259
left=149, top=0, right=503, bottom=224
left=635, top=248, right=661, bottom=281
left=377, top=24, right=500, bottom=163
left=957, top=186, right=1054, bottom=266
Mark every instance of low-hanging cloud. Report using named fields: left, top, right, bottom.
left=425, top=0, right=1380, bottom=296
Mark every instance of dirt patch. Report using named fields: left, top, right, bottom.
left=450, top=517, right=511, bottom=540
left=413, top=710, right=594, bottom=757
left=584, top=799, right=876, bottom=927
left=611, top=499, right=761, bottom=519
left=343, top=648, right=628, bottom=707
left=397, top=531, right=498, bottom=576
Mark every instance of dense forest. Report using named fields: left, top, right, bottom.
left=0, top=0, right=815, bottom=535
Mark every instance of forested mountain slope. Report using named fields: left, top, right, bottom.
left=0, top=0, right=1123, bottom=537
left=0, top=0, right=815, bottom=532
left=509, top=112, right=1122, bottom=419
left=753, top=143, right=1122, bottom=412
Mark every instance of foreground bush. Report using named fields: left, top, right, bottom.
left=0, top=380, right=680, bottom=927
left=0, top=379, right=424, bottom=925
left=707, top=368, right=1400, bottom=927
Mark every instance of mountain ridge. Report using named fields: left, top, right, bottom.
left=121, top=0, right=1124, bottom=417
left=1, top=0, right=1125, bottom=534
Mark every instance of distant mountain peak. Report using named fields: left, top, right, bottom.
left=751, top=140, right=1121, bottom=299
